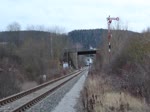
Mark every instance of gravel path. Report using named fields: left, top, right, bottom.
left=52, top=70, right=88, bottom=112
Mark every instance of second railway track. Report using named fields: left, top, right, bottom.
left=0, top=68, right=87, bottom=112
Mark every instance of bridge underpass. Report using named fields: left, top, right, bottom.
left=63, top=49, right=98, bottom=69
left=77, top=50, right=97, bottom=55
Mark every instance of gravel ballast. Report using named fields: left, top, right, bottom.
left=0, top=72, right=78, bottom=112
left=52, top=70, right=88, bottom=112
left=26, top=69, right=88, bottom=112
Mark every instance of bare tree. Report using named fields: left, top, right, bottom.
left=26, top=25, right=46, bottom=31
left=6, top=22, right=21, bottom=31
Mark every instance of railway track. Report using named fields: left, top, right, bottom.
left=0, top=68, right=86, bottom=112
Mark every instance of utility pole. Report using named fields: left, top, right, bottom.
left=107, top=16, right=119, bottom=62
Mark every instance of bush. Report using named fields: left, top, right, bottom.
left=97, top=28, right=150, bottom=103
left=0, top=71, right=21, bottom=99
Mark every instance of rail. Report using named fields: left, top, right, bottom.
left=0, top=68, right=87, bottom=112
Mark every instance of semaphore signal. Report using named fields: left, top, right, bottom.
left=107, top=16, right=119, bottom=62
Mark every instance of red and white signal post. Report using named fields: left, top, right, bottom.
left=107, top=16, right=119, bottom=62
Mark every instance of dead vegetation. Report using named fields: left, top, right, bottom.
left=0, top=31, right=69, bottom=99
left=81, top=72, right=149, bottom=112
left=81, top=28, right=150, bottom=112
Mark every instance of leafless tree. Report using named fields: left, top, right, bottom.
left=6, top=22, right=21, bottom=31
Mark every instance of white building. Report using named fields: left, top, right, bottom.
left=85, top=57, right=93, bottom=66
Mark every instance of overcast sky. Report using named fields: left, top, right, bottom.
left=0, top=0, right=150, bottom=32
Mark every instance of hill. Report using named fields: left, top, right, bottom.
left=0, top=31, right=52, bottom=46
left=68, top=29, right=138, bottom=49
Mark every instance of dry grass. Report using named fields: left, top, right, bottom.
left=82, top=74, right=149, bottom=112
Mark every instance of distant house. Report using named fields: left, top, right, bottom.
left=85, top=57, right=93, bottom=66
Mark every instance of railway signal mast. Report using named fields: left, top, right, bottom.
left=107, top=16, right=119, bottom=62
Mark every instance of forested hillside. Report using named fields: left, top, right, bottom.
left=68, top=29, right=104, bottom=49
left=68, top=29, right=137, bottom=49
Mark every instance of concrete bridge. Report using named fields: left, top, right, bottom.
left=63, top=49, right=98, bottom=69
